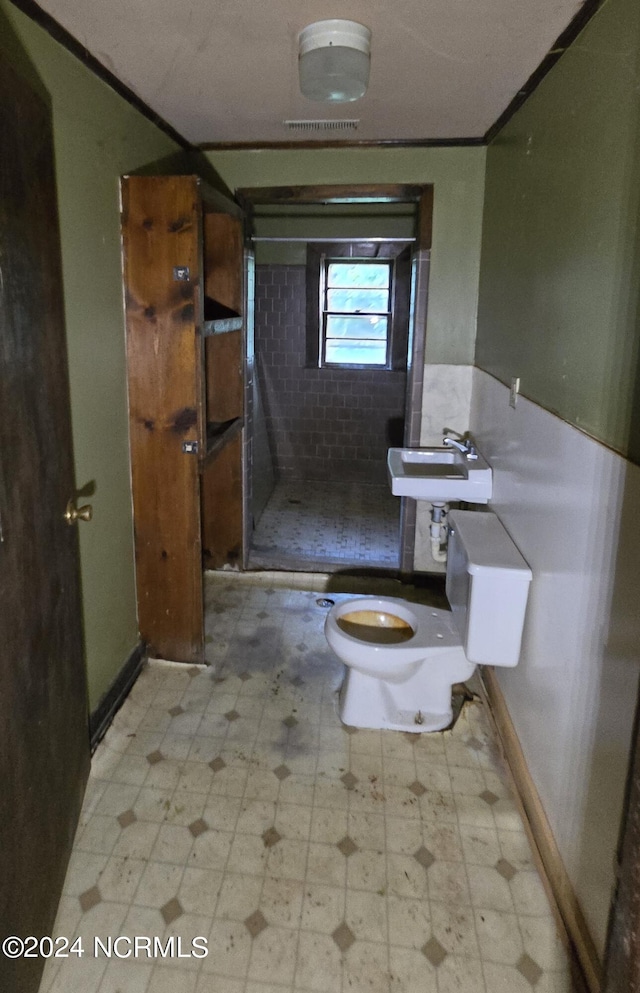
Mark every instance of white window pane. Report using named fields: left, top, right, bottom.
left=327, top=287, right=389, bottom=313
left=326, top=262, right=390, bottom=289
left=325, top=339, right=387, bottom=365
left=326, top=315, right=388, bottom=341
left=321, top=259, right=392, bottom=368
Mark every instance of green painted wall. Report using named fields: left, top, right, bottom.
left=208, top=147, right=486, bottom=364
left=1, top=1, right=190, bottom=709
left=476, top=0, right=640, bottom=461
left=252, top=203, right=416, bottom=265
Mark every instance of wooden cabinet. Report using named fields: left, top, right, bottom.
left=121, top=175, right=244, bottom=662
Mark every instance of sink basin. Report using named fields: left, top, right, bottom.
left=387, top=447, right=492, bottom=503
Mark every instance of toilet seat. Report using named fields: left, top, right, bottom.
left=328, top=597, right=461, bottom=641
left=325, top=597, right=462, bottom=682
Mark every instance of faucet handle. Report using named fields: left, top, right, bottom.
left=442, top=433, right=479, bottom=459
left=463, top=432, right=479, bottom=459
left=463, top=434, right=478, bottom=459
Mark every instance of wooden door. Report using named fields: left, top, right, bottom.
left=0, top=52, right=90, bottom=993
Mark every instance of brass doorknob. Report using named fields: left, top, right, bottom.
left=65, top=498, right=93, bottom=525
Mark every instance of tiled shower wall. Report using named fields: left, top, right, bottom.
left=255, top=265, right=407, bottom=484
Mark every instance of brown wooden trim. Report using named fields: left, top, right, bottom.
left=238, top=184, right=429, bottom=206
left=89, top=642, right=146, bottom=752
left=484, top=0, right=605, bottom=143
left=9, top=0, right=193, bottom=151
left=603, top=682, right=640, bottom=991
left=480, top=666, right=602, bottom=993
left=417, top=187, right=435, bottom=252
left=200, top=138, right=486, bottom=151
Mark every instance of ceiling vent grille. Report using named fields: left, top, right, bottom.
left=283, top=119, right=360, bottom=132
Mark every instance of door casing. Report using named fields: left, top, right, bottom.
left=237, top=183, right=434, bottom=573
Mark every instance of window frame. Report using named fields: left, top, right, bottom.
left=320, top=257, right=394, bottom=370
left=305, top=241, right=411, bottom=373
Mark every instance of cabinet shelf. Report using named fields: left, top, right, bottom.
left=202, top=295, right=241, bottom=335
left=203, top=295, right=240, bottom=322
left=202, top=416, right=243, bottom=465
left=202, top=316, right=243, bottom=336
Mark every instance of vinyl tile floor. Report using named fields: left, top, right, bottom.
left=40, top=575, right=575, bottom=993
left=248, top=481, right=400, bottom=572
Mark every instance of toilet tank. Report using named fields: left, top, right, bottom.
left=446, top=510, right=532, bottom=666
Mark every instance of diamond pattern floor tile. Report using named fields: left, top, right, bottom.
left=48, top=580, right=575, bottom=993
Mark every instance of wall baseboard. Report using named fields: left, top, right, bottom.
left=479, top=666, right=602, bottom=993
left=89, top=642, right=146, bottom=753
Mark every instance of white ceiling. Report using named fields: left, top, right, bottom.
left=37, top=0, right=584, bottom=145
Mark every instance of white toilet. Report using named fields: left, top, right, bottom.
left=324, top=510, right=532, bottom=732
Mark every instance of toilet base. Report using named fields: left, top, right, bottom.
left=339, top=680, right=452, bottom=732
left=338, top=650, right=474, bottom=733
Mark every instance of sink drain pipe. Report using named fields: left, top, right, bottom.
left=430, top=502, right=449, bottom=563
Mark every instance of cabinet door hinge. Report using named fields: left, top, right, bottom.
left=182, top=440, right=199, bottom=454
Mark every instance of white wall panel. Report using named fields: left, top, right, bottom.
left=471, top=368, right=640, bottom=954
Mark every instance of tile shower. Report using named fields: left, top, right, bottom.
left=253, top=265, right=407, bottom=486
left=248, top=480, right=400, bottom=573
left=248, top=264, right=405, bottom=572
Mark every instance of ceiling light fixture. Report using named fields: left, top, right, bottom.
left=298, top=20, right=371, bottom=103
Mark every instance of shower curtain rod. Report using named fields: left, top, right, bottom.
left=250, top=236, right=416, bottom=244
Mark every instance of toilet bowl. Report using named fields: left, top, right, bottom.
left=324, top=510, right=532, bottom=733
left=326, top=597, right=476, bottom=731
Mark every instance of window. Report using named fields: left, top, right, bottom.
left=305, top=242, right=411, bottom=372
left=321, top=260, right=392, bottom=367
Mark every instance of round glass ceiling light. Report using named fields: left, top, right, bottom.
left=298, top=20, right=371, bottom=103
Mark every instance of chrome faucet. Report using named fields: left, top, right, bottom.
left=443, top=434, right=479, bottom=459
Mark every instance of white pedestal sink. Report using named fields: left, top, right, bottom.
left=387, top=447, right=492, bottom=503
